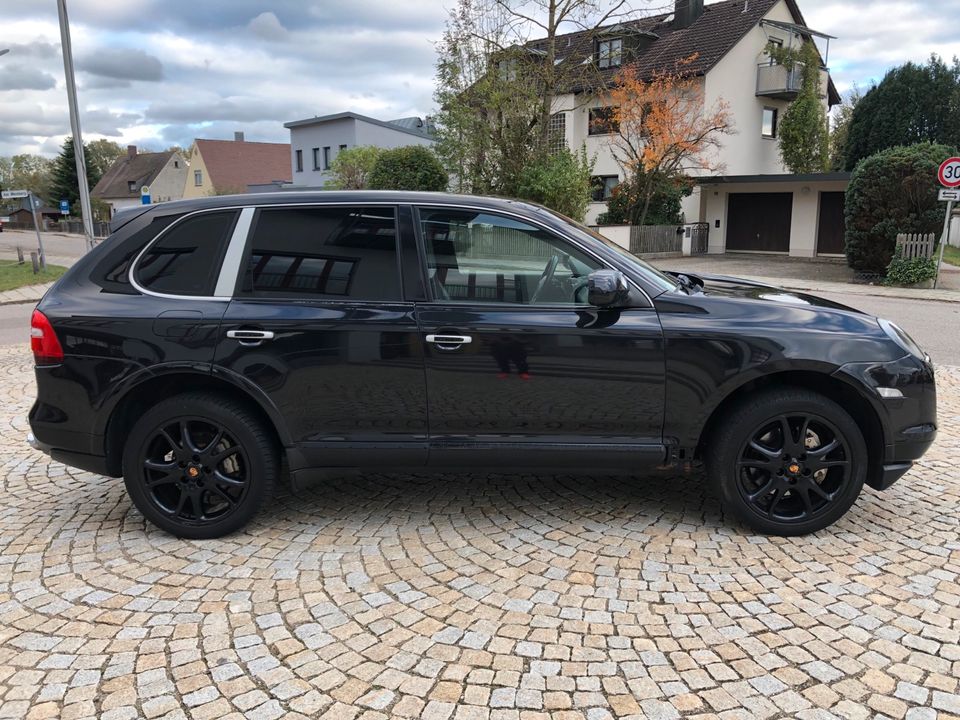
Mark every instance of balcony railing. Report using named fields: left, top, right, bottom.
left=756, top=63, right=830, bottom=101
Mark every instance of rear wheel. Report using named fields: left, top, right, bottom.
left=122, top=394, right=277, bottom=539
left=706, top=388, right=867, bottom=536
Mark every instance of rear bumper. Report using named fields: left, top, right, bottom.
left=27, top=431, right=112, bottom=476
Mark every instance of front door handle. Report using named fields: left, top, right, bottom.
left=426, top=334, right=472, bottom=350
left=227, top=329, right=275, bottom=346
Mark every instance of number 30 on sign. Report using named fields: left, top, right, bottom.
left=939, top=157, right=960, bottom=188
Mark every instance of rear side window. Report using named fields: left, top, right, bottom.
left=241, top=206, right=401, bottom=300
left=135, top=211, right=238, bottom=296
left=90, top=215, right=181, bottom=294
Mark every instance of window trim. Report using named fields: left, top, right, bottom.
left=596, top=37, right=623, bottom=70
left=591, top=175, right=620, bottom=203
left=411, top=204, right=651, bottom=309
left=295, top=149, right=303, bottom=172
left=312, top=147, right=320, bottom=170
left=193, top=169, right=203, bottom=186
left=588, top=106, right=619, bottom=136
left=129, top=207, right=247, bottom=302
left=762, top=106, right=778, bottom=139
left=322, top=146, right=331, bottom=171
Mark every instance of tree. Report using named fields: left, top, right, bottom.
left=433, top=0, right=634, bottom=196
left=828, top=85, right=862, bottom=172
left=515, top=146, right=594, bottom=221
left=608, top=58, right=733, bottom=227
left=367, top=146, right=449, bottom=191
left=47, top=137, right=95, bottom=210
left=773, top=41, right=829, bottom=173
left=325, top=146, right=384, bottom=190
left=0, top=154, right=54, bottom=199
left=844, top=55, right=960, bottom=171
left=844, top=142, right=953, bottom=274
left=85, top=139, right=125, bottom=184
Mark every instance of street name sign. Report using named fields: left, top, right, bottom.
left=1, top=189, right=29, bottom=200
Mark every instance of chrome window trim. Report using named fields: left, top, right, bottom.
left=214, top=208, right=255, bottom=297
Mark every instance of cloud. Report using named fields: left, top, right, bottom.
left=248, top=12, right=288, bottom=42
left=77, top=48, right=164, bottom=82
left=0, top=64, right=57, bottom=91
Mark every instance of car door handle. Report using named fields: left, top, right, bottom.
left=426, top=334, right=472, bottom=350
left=227, top=329, right=275, bottom=345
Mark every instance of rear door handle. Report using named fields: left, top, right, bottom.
left=426, top=334, right=472, bottom=350
left=227, top=329, right=275, bottom=346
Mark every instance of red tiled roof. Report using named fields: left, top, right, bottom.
left=194, top=139, right=291, bottom=193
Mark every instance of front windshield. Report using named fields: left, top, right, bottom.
left=535, top=206, right=679, bottom=294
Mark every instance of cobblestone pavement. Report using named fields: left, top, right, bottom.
left=1, top=344, right=958, bottom=720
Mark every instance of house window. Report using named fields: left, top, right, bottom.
left=591, top=176, right=620, bottom=202
left=547, top=113, right=566, bottom=155
left=597, top=38, right=623, bottom=69
left=312, top=147, right=320, bottom=170
left=499, top=59, right=518, bottom=81
left=766, top=37, right=783, bottom=65
left=762, top=107, right=778, bottom=138
left=295, top=149, right=303, bottom=172
left=194, top=170, right=203, bottom=186
left=339, top=144, right=348, bottom=152
left=174, top=160, right=179, bottom=168
left=127, top=181, right=137, bottom=193
left=588, top=107, right=619, bottom=135
left=323, top=147, right=331, bottom=170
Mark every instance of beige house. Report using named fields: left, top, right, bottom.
left=91, top=146, right=187, bottom=216
left=182, top=132, right=291, bottom=198
left=539, top=0, right=844, bottom=256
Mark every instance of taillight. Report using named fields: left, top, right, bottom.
left=30, top=310, right=64, bottom=366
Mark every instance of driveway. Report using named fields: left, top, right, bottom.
left=0, top=344, right=957, bottom=719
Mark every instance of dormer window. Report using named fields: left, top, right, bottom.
left=127, top=181, right=137, bottom=193
left=597, top=38, right=622, bottom=69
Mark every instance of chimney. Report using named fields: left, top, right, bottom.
left=673, top=0, right=704, bottom=29
left=234, top=131, right=245, bottom=142
left=127, top=145, right=137, bottom=159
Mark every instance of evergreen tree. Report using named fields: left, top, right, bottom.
left=844, top=55, right=960, bottom=170
left=48, top=137, right=95, bottom=210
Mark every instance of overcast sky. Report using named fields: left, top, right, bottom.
left=1, top=0, right=958, bottom=158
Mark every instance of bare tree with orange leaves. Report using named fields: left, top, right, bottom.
left=606, top=56, right=734, bottom=227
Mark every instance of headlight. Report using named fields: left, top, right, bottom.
left=878, top=318, right=928, bottom=362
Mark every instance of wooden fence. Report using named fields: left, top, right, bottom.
left=897, top=233, right=936, bottom=260
left=630, top=225, right=684, bottom=255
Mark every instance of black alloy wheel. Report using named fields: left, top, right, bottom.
left=707, top=387, right=867, bottom=536
left=123, top=394, right=276, bottom=539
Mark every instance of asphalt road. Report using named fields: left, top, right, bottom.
left=1, top=290, right=957, bottom=363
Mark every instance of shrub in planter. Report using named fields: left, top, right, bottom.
left=844, top=142, right=953, bottom=275
left=883, top=247, right=937, bottom=286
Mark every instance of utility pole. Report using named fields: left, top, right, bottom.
left=56, top=0, right=96, bottom=252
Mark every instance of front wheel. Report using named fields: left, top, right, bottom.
left=706, top=388, right=867, bottom=536
left=122, top=394, right=277, bottom=539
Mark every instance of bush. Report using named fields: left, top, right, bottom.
left=595, top=175, right=690, bottom=226
left=883, top=246, right=938, bottom=286
left=844, top=142, right=953, bottom=274
left=326, top=146, right=383, bottom=190
left=367, top=146, right=448, bottom=191
left=515, top=147, right=594, bottom=222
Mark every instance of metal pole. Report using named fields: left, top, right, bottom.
left=934, top=199, right=954, bottom=290
left=28, top=192, right=46, bottom=270
left=56, top=0, right=95, bottom=252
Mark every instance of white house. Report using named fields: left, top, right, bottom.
left=540, top=0, right=845, bottom=257
left=283, top=112, right=435, bottom=187
left=91, top=146, right=187, bottom=216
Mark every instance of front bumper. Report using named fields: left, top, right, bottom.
left=834, top=353, right=937, bottom=491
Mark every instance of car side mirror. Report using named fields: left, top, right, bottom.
left=587, top=269, right=629, bottom=308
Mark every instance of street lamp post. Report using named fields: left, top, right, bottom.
left=55, top=0, right=96, bottom=252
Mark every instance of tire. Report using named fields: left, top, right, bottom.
left=706, top=387, right=867, bottom=536
left=122, top=393, right=277, bottom=539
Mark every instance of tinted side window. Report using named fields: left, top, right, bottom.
left=90, top=215, right=181, bottom=295
left=242, top=207, right=401, bottom=301
left=420, top=209, right=602, bottom=305
left=135, top=211, right=238, bottom=296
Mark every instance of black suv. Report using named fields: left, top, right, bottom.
left=28, top=192, right=937, bottom=538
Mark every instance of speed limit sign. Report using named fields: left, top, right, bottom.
left=938, top=157, right=960, bottom=188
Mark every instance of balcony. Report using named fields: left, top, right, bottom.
left=756, top=62, right=830, bottom=101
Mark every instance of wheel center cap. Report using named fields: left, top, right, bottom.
left=186, top=464, right=201, bottom=479
left=787, top=463, right=801, bottom=475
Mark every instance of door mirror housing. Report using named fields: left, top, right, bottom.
left=587, top=269, right=629, bottom=308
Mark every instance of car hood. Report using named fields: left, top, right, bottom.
left=667, top=271, right=864, bottom=313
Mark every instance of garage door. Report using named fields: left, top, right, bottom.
left=817, top=192, right=846, bottom=255
left=726, top=193, right=793, bottom=252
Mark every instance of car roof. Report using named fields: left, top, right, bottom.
left=142, top=191, right=548, bottom=217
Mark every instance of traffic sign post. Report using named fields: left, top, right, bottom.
left=59, top=199, right=69, bottom=215
left=28, top=192, right=46, bottom=271
left=140, top=185, right=151, bottom=205
left=934, top=158, right=960, bottom=289
left=1, top=189, right=28, bottom=200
